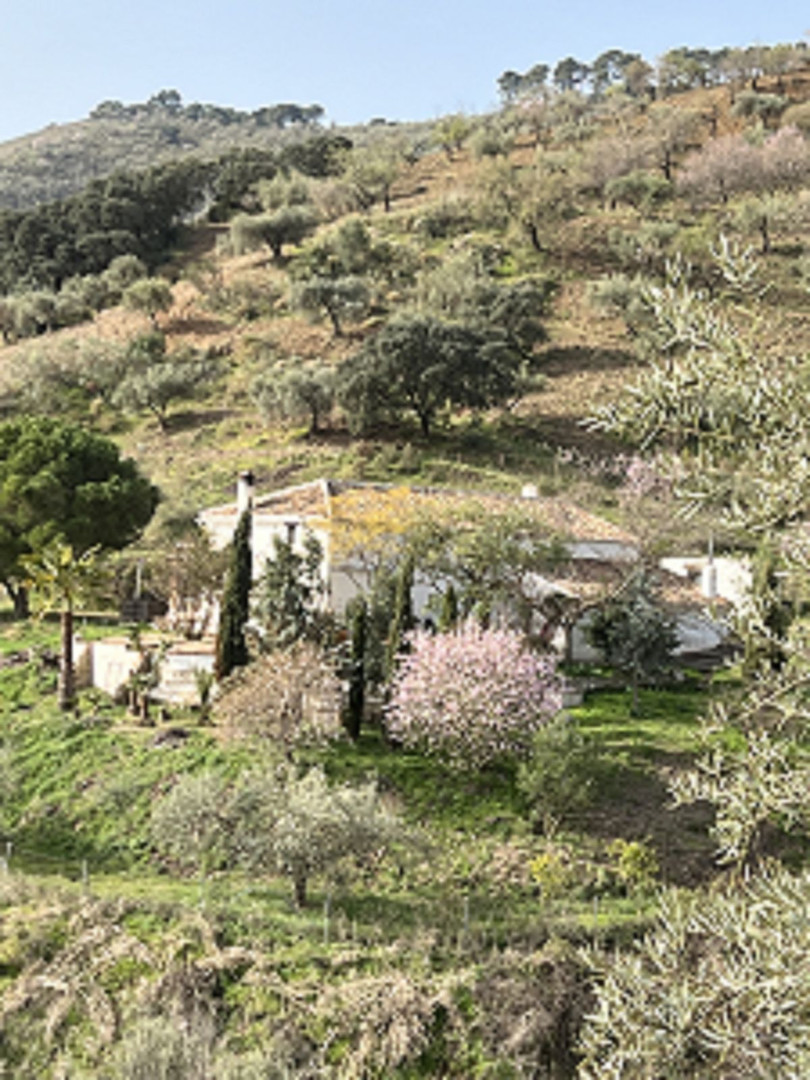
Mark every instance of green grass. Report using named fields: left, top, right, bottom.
left=575, top=682, right=707, bottom=760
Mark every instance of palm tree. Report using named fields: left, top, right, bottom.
left=21, top=543, right=105, bottom=711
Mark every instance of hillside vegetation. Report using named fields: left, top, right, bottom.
left=1, top=35, right=810, bottom=1078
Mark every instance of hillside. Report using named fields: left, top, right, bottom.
left=1, top=44, right=810, bottom=1077
left=0, top=91, right=434, bottom=211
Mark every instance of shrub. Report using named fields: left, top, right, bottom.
left=386, top=620, right=561, bottom=769
left=212, top=641, right=343, bottom=753
left=150, top=771, right=230, bottom=876
left=782, top=101, right=810, bottom=136
left=108, top=1014, right=212, bottom=1080
left=518, top=713, right=597, bottom=834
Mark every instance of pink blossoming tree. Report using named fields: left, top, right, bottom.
left=386, top=620, right=562, bottom=770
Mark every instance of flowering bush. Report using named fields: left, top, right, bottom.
left=386, top=620, right=561, bottom=769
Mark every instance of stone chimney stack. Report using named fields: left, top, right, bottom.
left=236, top=470, right=255, bottom=515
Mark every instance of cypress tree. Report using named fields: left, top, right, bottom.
left=345, top=595, right=367, bottom=740
left=384, top=551, right=415, bottom=682
left=215, top=510, right=252, bottom=679
left=438, top=583, right=459, bottom=632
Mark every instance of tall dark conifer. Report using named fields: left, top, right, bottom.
left=345, top=596, right=367, bottom=740
left=215, top=510, right=252, bottom=679
left=384, top=552, right=415, bottom=682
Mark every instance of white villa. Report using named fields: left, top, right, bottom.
left=196, top=473, right=738, bottom=664
left=78, top=474, right=748, bottom=704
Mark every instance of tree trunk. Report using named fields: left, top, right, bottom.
left=5, top=581, right=29, bottom=619
left=525, top=220, right=543, bottom=252
left=631, top=672, right=640, bottom=717
left=326, top=303, right=343, bottom=337
left=293, top=872, right=308, bottom=908
left=760, top=217, right=770, bottom=255
left=59, top=607, right=75, bottom=711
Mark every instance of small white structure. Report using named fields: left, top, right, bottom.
left=78, top=634, right=215, bottom=706
left=659, top=555, right=752, bottom=609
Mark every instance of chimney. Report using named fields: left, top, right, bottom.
left=701, top=532, right=717, bottom=599
left=236, top=470, right=255, bottom=515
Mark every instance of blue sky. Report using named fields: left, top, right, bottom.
left=0, top=1, right=807, bottom=143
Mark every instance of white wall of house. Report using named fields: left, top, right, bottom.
left=567, top=608, right=728, bottom=665
left=660, top=556, right=752, bottom=608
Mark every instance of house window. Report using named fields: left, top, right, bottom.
left=285, top=521, right=297, bottom=546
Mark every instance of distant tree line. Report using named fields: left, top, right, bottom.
left=498, top=39, right=810, bottom=103
left=90, top=89, right=325, bottom=129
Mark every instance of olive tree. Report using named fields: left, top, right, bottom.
left=231, top=767, right=400, bottom=907
left=122, top=277, right=173, bottom=328
left=579, top=869, right=810, bottom=1078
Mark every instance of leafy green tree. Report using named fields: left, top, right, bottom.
left=345, top=596, right=368, bottom=740
left=469, top=121, right=515, bottom=160
left=150, top=770, right=230, bottom=877
left=112, top=332, right=223, bottom=431
left=384, top=551, right=415, bottom=682
left=518, top=714, right=597, bottom=835
left=253, top=169, right=312, bottom=211
left=336, top=314, right=522, bottom=436
left=415, top=251, right=553, bottom=362
left=590, top=49, right=642, bottom=95
left=0, top=417, right=158, bottom=617
left=731, top=190, right=810, bottom=254
left=586, top=570, right=677, bottom=714
left=122, top=276, right=173, bottom=327
left=646, top=104, right=703, bottom=182
left=341, top=143, right=402, bottom=212
left=438, top=583, right=459, bottom=632
left=254, top=532, right=325, bottom=649
left=21, top=542, right=106, bottom=710
left=215, top=510, right=252, bottom=679
left=412, top=501, right=566, bottom=641
left=229, top=206, right=318, bottom=260
left=432, top=114, right=472, bottom=159
left=291, top=274, right=370, bottom=337
left=553, top=57, right=590, bottom=92
left=101, top=253, right=147, bottom=298
left=251, top=359, right=336, bottom=434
